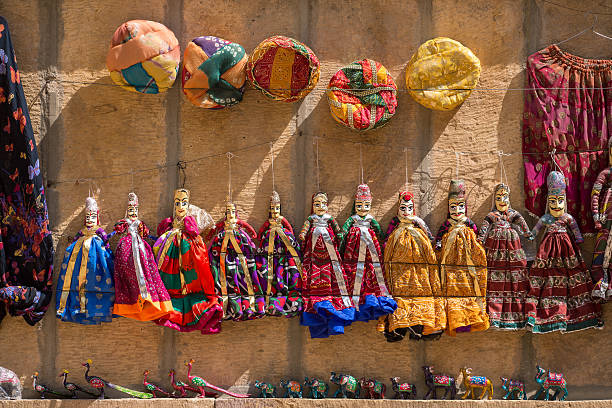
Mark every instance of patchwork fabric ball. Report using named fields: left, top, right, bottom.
left=106, top=20, right=180, bottom=94
left=406, top=37, right=481, bottom=111
left=327, top=59, right=398, bottom=131
left=182, top=36, right=247, bottom=109
left=247, top=35, right=320, bottom=102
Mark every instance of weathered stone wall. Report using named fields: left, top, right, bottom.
left=0, top=0, right=611, bottom=401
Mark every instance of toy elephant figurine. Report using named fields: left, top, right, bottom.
left=390, top=377, right=416, bottom=400
left=500, top=377, right=526, bottom=400
left=330, top=372, right=359, bottom=398
left=358, top=378, right=385, bottom=399
left=304, top=377, right=329, bottom=399
left=254, top=381, right=276, bottom=398
left=279, top=380, right=302, bottom=398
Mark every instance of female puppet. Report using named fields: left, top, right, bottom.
left=112, top=192, right=173, bottom=321
left=435, top=180, right=489, bottom=336
left=299, top=192, right=355, bottom=338
left=56, top=197, right=114, bottom=324
left=377, top=190, right=445, bottom=341
left=478, top=183, right=531, bottom=329
left=526, top=171, right=602, bottom=332
left=591, top=140, right=612, bottom=300
left=256, top=191, right=303, bottom=317
left=209, top=200, right=266, bottom=320
left=341, top=184, right=396, bottom=322
left=153, top=188, right=223, bottom=334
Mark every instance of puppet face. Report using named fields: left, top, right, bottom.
left=495, top=189, right=510, bottom=212
left=398, top=199, right=414, bottom=219
left=313, top=195, right=328, bottom=216
left=85, top=211, right=98, bottom=228
left=174, top=190, right=189, bottom=218
left=548, top=194, right=565, bottom=217
left=226, top=203, right=237, bottom=223
left=126, top=205, right=138, bottom=221
left=355, top=199, right=371, bottom=217
left=449, top=198, right=466, bottom=221
left=270, top=203, right=281, bottom=219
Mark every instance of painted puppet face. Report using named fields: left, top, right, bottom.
left=355, top=199, right=371, bottom=217
left=174, top=190, right=189, bottom=219
left=226, top=203, right=237, bottom=223
left=85, top=211, right=98, bottom=228
left=126, top=205, right=138, bottom=221
left=312, top=195, right=328, bottom=216
left=548, top=194, right=565, bottom=217
left=270, top=203, right=281, bottom=219
left=495, top=189, right=510, bottom=212
left=398, top=199, right=414, bottom=219
left=449, top=198, right=466, bottom=221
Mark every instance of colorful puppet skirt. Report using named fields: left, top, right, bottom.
left=0, top=286, right=48, bottom=324
left=525, top=231, right=602, bottom=333
left=113, top=234, right=173, bottom=321
left=522, top=45, right=612, bottom=234
left=256, top=228, right=303, bottom=317
left=300, top=230, right=355, bottom=338
left=342, top=227, right=396, bottom=322
left=153, top=232, right=223, bottom=334
left=484, top=223, right=528, bottom=329
left=182, top=36, right=247, bottom=108
left=327, top=59, right=398, bottom=130
left=55, top=237, right=115, bottom=325
left=247, top=35, right=320, bottom=102
left=106, top=20, right=180, bottom=94
left=406, top=37, right=481, bottom=111
left=440, top=227, right=489, bottom=336
left=591, top=220, right=612, bottom=300
left=377, top=226, right=445, bottom=340
left=210, top=229, right=266, bottom=321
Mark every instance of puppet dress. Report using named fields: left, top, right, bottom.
left=525, top=214, right=602, bottom=332
left=112, top=219, right=173, bottom=321
left=478, top=209, right=529, bottom=329
left=56, top=228, right=115, bottom=324
left=153, top=216, right=223, bottom=334
left=342, top=214, right=396, bottom=322
left=209, top=221, right=266, bottom=320
left=377, top=217, right=445, bottom=339
left=300, top=214, right=355, bottom=338
left=436, top=219, right=489, bottom=335
left=256, top=217, right=303, bottom=317
left=591, top=167, right=612, bottom=300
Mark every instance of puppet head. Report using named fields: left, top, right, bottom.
left=547, top=171, right=566, bottom=217
left=447, top=179, right=467, bottom=222
left=354, top=184, right=372, bottom=217
left=312, top=192, right=328, bottom=216
left=84, top=196, right=99, bottom=228
left=269, top=191, right=281, bottom=219
left=225, top=200, right=237, bottom=224
left=397, top=190, right=414, bottom=220
left=493, top=183, right=510, bottom=213
left=173, top=188, right=190, bottom=219
left=126, top=192, right=139, bottom=220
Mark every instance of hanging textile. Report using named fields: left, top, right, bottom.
left=0, top=17, right=53, bottom=325
left=522, top=45, right=612, bottom=233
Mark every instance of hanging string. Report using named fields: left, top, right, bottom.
left=359, top=143, right=364, bottom=185
left=269, top=142, right=276, bottom=191
left=177, top=161, right=187, bottom=188
left=226, top=152, right=235, bottom=201
left=550, top=149, right=563, bottom=173
left=497, top=151, right=511, bottom=186
left=404, top=147, right=409, bottom=190
left=130, top=168, right=135, bottom=192
left=455, top=151, right=461, bottom=180
left=314, top=137, right=320, bottom=191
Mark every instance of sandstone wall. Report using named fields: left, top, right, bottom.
left=0, top=0, right=611, bottom=401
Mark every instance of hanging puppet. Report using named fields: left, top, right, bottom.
left=56, top=197, right=114, bottom=324
left=377, top=190, right=445, bottom=341
left=435, top=180, right=489, bottom=335
left=591, top=139, right=612, bottom=301
left=341, top=184, right=396, bottom=322
left=209, top=200, right=266, bottom=320
left=112, top=192, right=173, bottom=321
left=153, top=188, right=223, bottom=334
left=255, top=191, right=303, bottom=317
left=299, top=192, right=355, bottom=338
left=478, top=183, right=531, bottom=329
left=526, top=171, right=602, bottom=332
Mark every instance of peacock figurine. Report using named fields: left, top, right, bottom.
left=82, top=359, right=153, bottom=399
left=169, top=369, right=215, bottom=398
left=60, top=369, right=98, bottom=398
left=32, top=372, right=71, bottom=399
left=143, top=370, right=173, bottom=398
left=185, top=359, right=250, bottom=398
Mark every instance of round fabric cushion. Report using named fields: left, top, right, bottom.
left=106, top=20, right=180, bottom=94
left=182, top=36, right=247, bottom=109
left=327, top=59, right=398, bottom=131
left=247, top=35, right=320, bottom=102
left=406, top=37, right=481, bottom=111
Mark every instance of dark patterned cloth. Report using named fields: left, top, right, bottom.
left=0, top=17, right=53, bottom=325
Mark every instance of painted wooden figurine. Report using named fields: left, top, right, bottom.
left=185, top=359, right=250, bottom=398
left=142, top=370, right=173, bottom=398
left=329, top=372, right=359, bottom=398
left=341, top=184, right=396, bottom=322
left=422, top=366, right=456, bottom=400
left=591, top=139, right=612, bottom=301
left=390, top=377, right=416, bottom=400
left=32, top=372, right=69, bottom=399
left=500, top=377, right=526, bottom=400
left=533, top=365, right=567, bottom=401
left=304, top=377, right=329, bottom=399
left=526, top=171, right=602, bottom=332
left=280, top=380, right=302, bottom=398
left=60, top=369, right=97, bottom=398
left=254, top=381, right=276, bottom=398
left=299, top=192, right=355, bottom=338
left=256, top=191, right=303, bottom=317
left=358, top=378, right=385, bottom=399
left=435, top=180, right=489, bottom=336
left=55, top=196, right=114, bottom=325
left=209, top=200, right=266, bottom=320
left=82, top=359, right=152, bottom=399
left=457, top=368, right=493, bottom=400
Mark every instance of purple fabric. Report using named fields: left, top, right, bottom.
left=192, top=36, right=229, bottom=57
